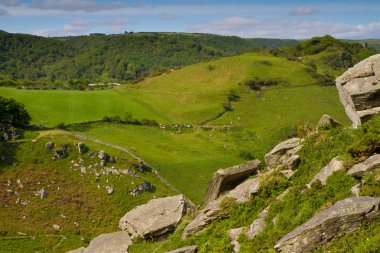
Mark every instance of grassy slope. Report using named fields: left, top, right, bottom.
left=0, top=131, right=174, bottom=252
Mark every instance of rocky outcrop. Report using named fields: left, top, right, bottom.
left=182, top=173, right=266, bottom=238
left=307, top=157, right=344, bottom=188
left=347, top=154, right=380, bottom=178
left=165, top=245, right=198, bottom=253
left=317, top=114, right=341, bottom=130
left=247, top=207, right=269, bottom=239
left=66, top=247, right=86, bottom=253
left=265, top=138, right=302, bottom=170
left=119, top=195, right=187, bottom=240
left=77, top=231, right=132, bottom=253
left=274, top=196, right=380, bottom=253
left=228, top=227, right=244, bottom=253
left=336, top=54, right=380, bottom=128
left=204, top=160, right=261, bottom=203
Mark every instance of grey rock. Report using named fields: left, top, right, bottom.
left=279, top=170, right=295, bottom=179
left=165, top=245, right=198, bottom=253
left=274, top=196, right=380, bottom=253
left=52, top=224, right=61, bottom=231
left=119, top=195, right=187, bottom=240
left=66, top=247, right=86, bottom=253
left=204, top=160, right=261, bottom=203
left=307, top=157, right=344, bottom=188
left=38, top=188, right=47, bottom=199
left=46, top=142, right=54, bottom=151
left=351, top=183, right=361, bottom=197
left=77, top=142, right=86, bottom=154
left=317, top=114, right=341, bottom=129
left=83, top=231, right=132, bottom=253
left=265, top=138, right=302, bottom=170
left=247, top=207, right=269, bottom=239
left=347, top=154, right=380, bottom=178
left=106, top=186, right=114, bottom=195
left=336, top=54, right=380, bottom=127
left=98, top=150, right=107, bottom=166
left=228, top=227, right=244, bottom=253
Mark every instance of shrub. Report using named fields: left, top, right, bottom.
left=226, top=89, right=240, bottom=102
left=102, top=116, right=111, bottom=122
left=141, top=119, right=159, bottom=126
left=222, top=101, right=232, bottom=111
left=110, top=116, right=121, bottom=123
left=0, top=96, right=31, bottom=127
left=54, top=122, right=66, bottom=129
left=239, top=150, right=255, bottom=160
left=124, top=112, right=134, bottom=123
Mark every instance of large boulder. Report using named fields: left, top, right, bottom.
left=119, top=195, right=187, bottom=240
left=307, top=157, right=344, bottom=188
left=182, top=173, right=267, bottom=238
left=265, top=138, right=302, bottom=170
left=67, top=231, right=132, bottom=253
left=203, top=160, right=261, bottom=203
left=274, top=196, right=380, bottom=253
left=347, top=154, right=380, bottom=178
left=317, top=114, right=341, bottom=130
left=165, top=245, right=198, bottom=253
left=336, top=54, right=380, bottom=128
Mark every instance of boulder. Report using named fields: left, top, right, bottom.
left=182, top=173, right=266, bottom=238
left=317, top=114, right=341, bottom=130
left=82, top=231, right=132, bottom=253
left=203, top=160, right=261, bottom=203
left=307, top=157, right=344, bottom=188
left=119, top=195, right=187, bottom=240
left=66, top=247, right=86, bottom=253
left=228, top=227, right=244, bottom=253
left=165, top=245, right=198, bottom=253
left=351, top=183, right=361, bottom=197
left=247, top=207, right=269, bottom=239
left=265, top=138, right=302, bottom=170
left=336, top=54, right=380, bottom=127
left=347, top=154, right=380, bottom=178
left=77, top=142, right=86, bottom=154
left=46, top=142, right=54, bottom=151
left=274, top=196, right=380, bottom=253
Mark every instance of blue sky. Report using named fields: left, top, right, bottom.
left=0, top=0, right=379, bottom=39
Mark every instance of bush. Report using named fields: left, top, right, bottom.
left=0, top=96, right=31, bottom=127
left=226, top=89, right=240, bottom=102
left=239, top=150, right=255, bottom=160
left=222, top=101, right=232, bottom=111
left=141, top=119, right=159, bottom=126
left=102, top=116, right=111, bottom=122
left=124, top=112, right=134, bottom=123
left=54, top=122, right=66, bottom=129
left=110, top=116, right=122, bottom=123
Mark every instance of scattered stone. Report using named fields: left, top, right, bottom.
left=128, top=181, right=153, bottom=196
left=88, top=152, right=96, bottom=158
left=81, top=231, right=132, bottom=253
left=46, top=142, right=54, bottom=151
left=119, top=195, right=187, bottom=240
left=77, top=142, right=86, bottom=154
left=265, top=138, right=302, bottom=170
left=247, top=207, right=269, bottom=239
left=203, top=160, right=261, bottom=203
left=274, top=196, right=380, bottom=253
left=21, top=200, right=29, bottom=205
left=80, top=167, right=87, bottom=174
left=35, top=188, right=48, bottom=199
left=98, top=150, right=108, bottom=166
left=279, top=170, right=295, bottom=179
left=307, top=157, right=344, bottom=188
left=121, top=169, right=140, bottom=178
left=317, top=114, right=341, bottom=130
left=351, top=183, right=361, bottom=197
left=106, top=186, right=114, bottom=195
left=228, top=227, right=243, bottom=253
left=52, top=224, right=61, bottom=231
left=347, top=154, right=380, bottom=178
left=165, top=245, right=198, bottom=253
left=109, top=156, right=116, bottom=163
left=336, top=54, right=380, bottom=127
left=17, top=232, right=27, bottom=236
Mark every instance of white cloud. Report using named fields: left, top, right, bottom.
left=29, top=0, right=126, bottom=12
left=0, top=0, right=20, bottom=6
left=159, top=13, right=176, bottom=20
left=0, top=7, right=8, bottom=15
left=189, top=17, right=380, bottom=39
left=289, top=6, right=317, bottom=16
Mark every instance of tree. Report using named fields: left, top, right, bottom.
left=226, top=89, right=240, bottom=102
left=0, top=96, right=31, bottom=126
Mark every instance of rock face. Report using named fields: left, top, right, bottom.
left=317, top=114, right=341, bottom=129
left=165, top=245, right=198, bottom=253
left=347, top=154, right=380, bottom=178
left=119, top=195, right=187, bottom=240
left=182, top=174, right=265, bottom=238
left=336, top=54, right=380, bottom=128
left=82, top=231, right=132, bottom=253
left=307, top=157, right=344, bottom=188
left=203, top=160, right=261, bottom=203
left=265, top=138, right=302, bottom=170
left=274, top=196, right=380, bottom=253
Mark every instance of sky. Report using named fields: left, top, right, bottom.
left=0, top=0, right=379, bottom=39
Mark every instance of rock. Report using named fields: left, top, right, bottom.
left=98, top=150, right=107, bottom=165
left=46, top=142, right=54, bottom=151
left=109, top=156, right=116, bottom=163
left=279, top=170, right=295, bottom=179
left=204, top=160, right=261, bottom=203
left=119, top=195, right=187, bottom=240
left=265, top=138, right=302, bottom=170
left=52, top=224, right=61, bottom=231
left=81, top=231, right=132, bottom=253
left=182, top=173, right=266, bottom=238
left=228, top=228, right=244, bottom=253
left=66, top=247, right=86, bottom=253
left=336, top=54, right=380, bottom=127
left=351, top=183, right=361, bottom=197
left=347, top=154, right=380, bottom=178
left=77, top=142, right=86, bottom=154
left=247, top=207, right=269, bottom=239
left=274, top=196, right=380, bottom=253
left=317, top=114, right=341, bottom=129
left=35, top=188, right=47, bottom=199
left=307, top=157, right=344, bottom=188
left=165, top=245, right=198, bottom=253
left=106, top=186, right=114, bottom=194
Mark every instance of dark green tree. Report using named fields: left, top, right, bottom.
left=0, top=96, right=31, bottom=126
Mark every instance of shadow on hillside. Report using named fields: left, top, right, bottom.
left=0, top=143, right=19, bottom=174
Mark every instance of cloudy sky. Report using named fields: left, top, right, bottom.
left=0, top=0, right=379, bottom=39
